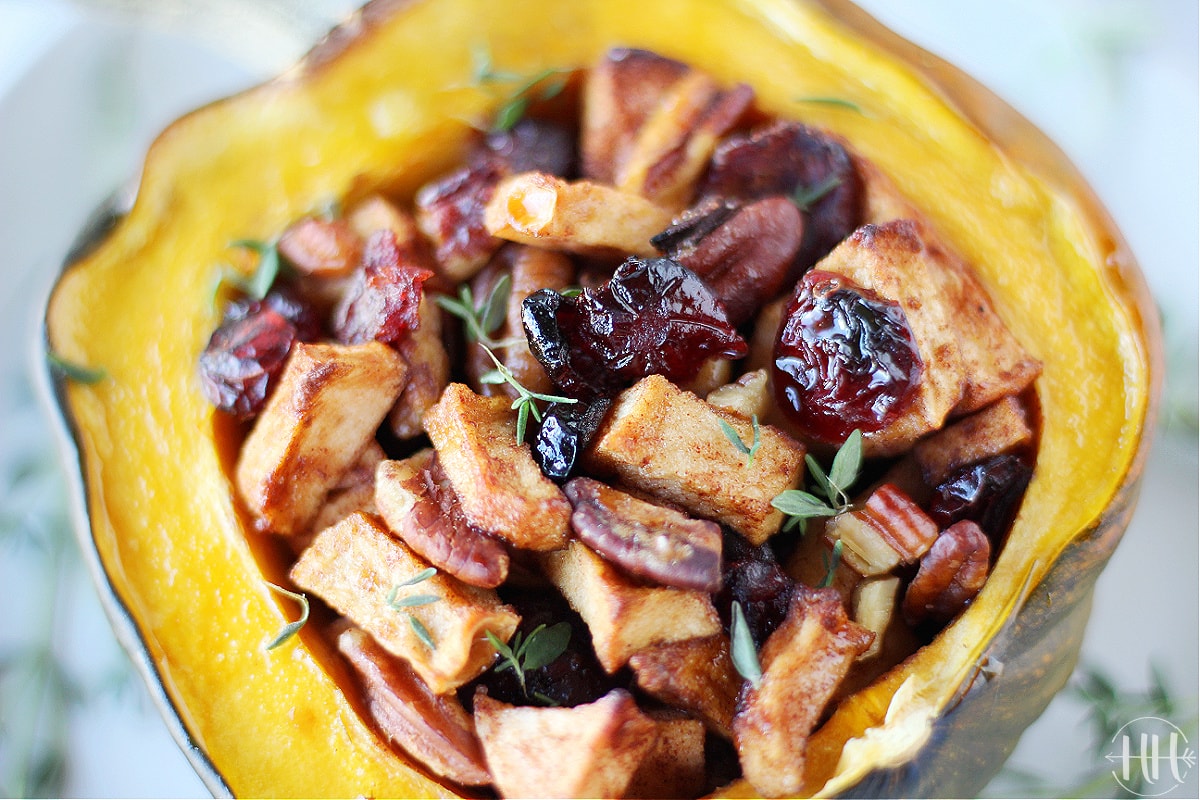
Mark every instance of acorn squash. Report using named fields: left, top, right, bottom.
left=43, top=0, right=1159, bottom=796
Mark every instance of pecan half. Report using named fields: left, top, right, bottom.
left=564, top=477, right=723, bottom=592
left=336, top=625, right=491, bottom=787
left=902, top=519, right=991, bottom=624
left=652, top=196, right=803, bottom=324
left=700, top=120, right=862, bottom=277
left=375, top=449, right=510, bottom=588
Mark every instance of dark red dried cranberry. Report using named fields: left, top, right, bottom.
left=773, top=270, right=923, bottom=443
left=198, top=307, right=297, bottom=421
left=927, top=453, right=1033, bottom=541
left=225, top=284, right=323, bottom=343
left=415, top=160, right=505, bottom=273
left=715, top=531, right=794, bottom=648
left=533, top=398, right=612, bottom=482
left=522, top=257, right=747, bottom=399
left=477, top=118, right=577, bottom=178
left=700, top=121, right=861, bottom=277
left=332, top=230, right=434, bottom=346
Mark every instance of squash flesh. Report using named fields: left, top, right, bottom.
left=45, top=0, right=1156, bottom=796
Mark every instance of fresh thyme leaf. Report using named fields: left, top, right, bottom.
left=719, top=416, right=761, bottom=467
left=514, top=400, right=531, bottom=443
left=480, top=273, right=512, bottom=337
left=264, top=581, right=309, bottom=650
left=820, top=539, right=844, bottom=588
left=469, top=45, right=572, bottom=132
left=486, top=630, right=517, bottom=670
left=519, top=622, right=571, bottom=672
left=388, top=593, right=441, bottom=609
left=790, top=174, right=843, bottom=212
left=729, top=601, right=762, bottom=689
left=770, top=490, right=836, bottom=522
left=559, top=286, right=583, bottom=298
left=486, top=623, right=571, bottom=697
left=805, top=454, right=839, bottom=507
left=395, top=567, right=438, bottom=588
left=493, top=96, right=531, bottom=133
left=229, top=238, right=282, bottom=301
left=828, top=429, right=863, bottom=494
left=408, top=614, right=436, bottom=650
left=795, top=96, right=864, bottom=114
left=773, top=430, right=863, bottom=530
left=46, top=353, right=106, bottom=385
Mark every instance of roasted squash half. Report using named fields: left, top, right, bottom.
left=43, top=0, right=1159, bottom=796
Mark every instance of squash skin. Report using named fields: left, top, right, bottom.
left=41, top=0, right=1159, bottom=797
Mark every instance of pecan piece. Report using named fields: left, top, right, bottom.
left=336, top=625, right=491, bottom=787
left=700, top=120, right=862, bottom=277
left=652, top=196, right=803, bottom=324
left=375, top=449, right=510, bottom=588
left=564, top=477, right=722, bottom=592
left=277, top=215, right=363, bottom=277
left=902, top=519, right=991, bottom=625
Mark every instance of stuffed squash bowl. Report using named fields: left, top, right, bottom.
left=43, top=0, right=1159, bottom=796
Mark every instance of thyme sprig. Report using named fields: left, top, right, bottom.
left=437, top=276, right=576, bottom=442
left=729, top=601, right=762, bottom=689
left=435, top=274, right=514, bottom=349
left=719, top=415, right=762, bottom=468
left=471, top=45, right=570, bottom=133
left=486, top=622, right=572, bottom=699
left=46, top=353, right=106, bottom=385
left=790, top=173, right=843, bottom=212
left=771, top=429, right=863, bottom=531
left=264, top=582, right=309, bottom=650
left=795, top=96, right=865, bottom=115
left=388, top=568, right=441, bottom=650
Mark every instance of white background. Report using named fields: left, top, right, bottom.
left=0, top=0, right=1195, bottom=797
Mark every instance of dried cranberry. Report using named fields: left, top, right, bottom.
left=522, top=257, right=747, bottom=399
left=477, top=118, right=577, bottom=178
left=715, top=532, right=794, bottom=648
left=332, top=230, right=434, bottom=345
left=533, top=398, right=612, bottom=482
left=225, top=285, right=322, bottom=343
left=700, top=121, right=861, bottom=277
left=198, top=307, right=297, bottom=421
left=773, top=270, right=923, bottom=443
left=927, top=453, right=1033, bottom=541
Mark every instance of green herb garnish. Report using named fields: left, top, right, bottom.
left=486, top=622, right=571, bottom=698
left=408, top=616, right=437, bottom=650
left=46, top=353, right=106, bottom=385
left=264, top=582, right=309, bottom=650
left=438, top=277, right=577, bottom=442
left=388, top=568, right=441, bottom=649
left=795, top=96, right=864, bottom=114
left=771, top=429, right=863, bottom=530
left=719, top=415, right=762, bottom=468
left=435, top=275, right=513, bottom=349
left=228, top=239, right=283, bottom=301
left=471, top=45, right=570, bottom=132
left=820, top=539, right=845, bottom=588
left=729, top=601, right=763, bottom=689
left=790, top=173, right=843, bottom=212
